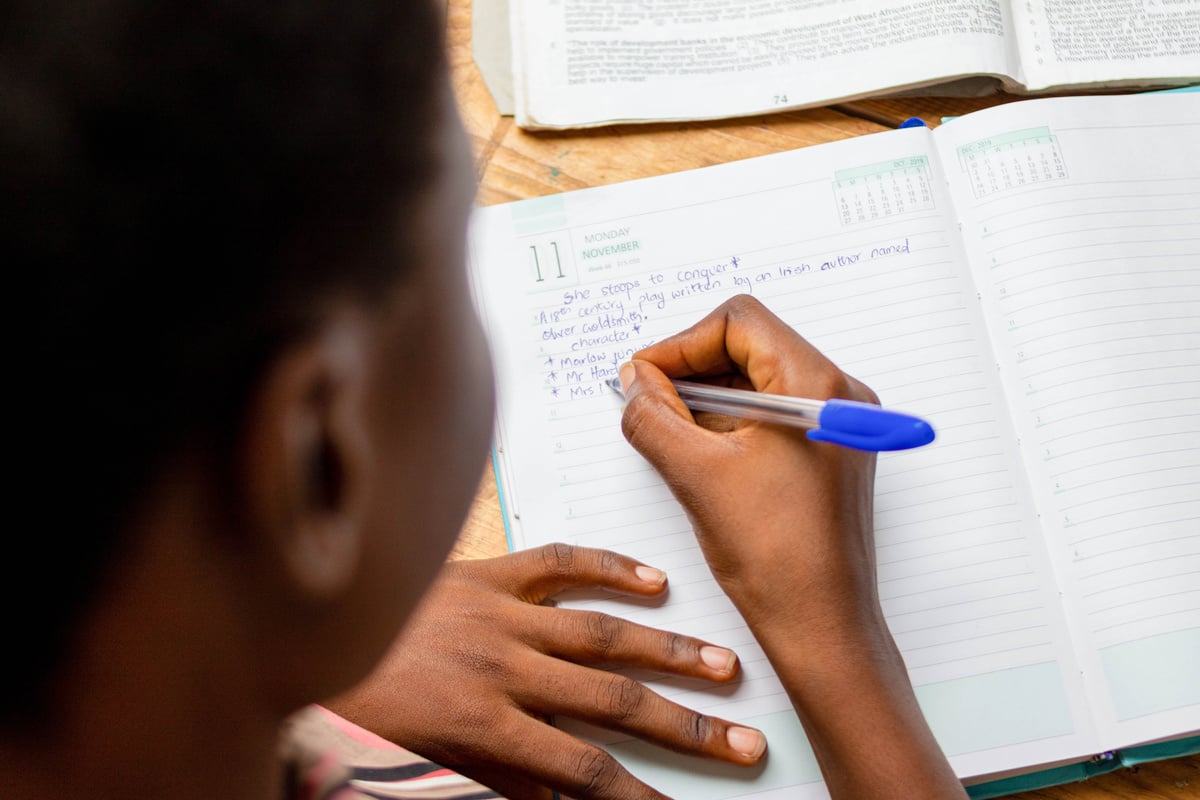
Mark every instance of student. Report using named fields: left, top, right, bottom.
left=2, top=2, right=966, bottom=799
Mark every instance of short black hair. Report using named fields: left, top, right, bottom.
left=3, top=0, right=447, bottom=727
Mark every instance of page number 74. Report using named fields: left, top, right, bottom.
left=773, top=94, right=789, bottom=105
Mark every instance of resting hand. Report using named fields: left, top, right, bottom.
left=325, top=544, right=766, bottom=800
left=618, top=294, right=882, bottom=649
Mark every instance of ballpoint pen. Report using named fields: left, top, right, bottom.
left=606, top=377, right=935, bottom=452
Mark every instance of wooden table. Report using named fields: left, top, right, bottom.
left=444, top=3, right=1198, bottom=797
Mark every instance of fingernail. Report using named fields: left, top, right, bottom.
left=726, top=726, right=766, bottom=759
left=618, top=361, right=636, bottom=393
left=699, top=646, right=735, bottom=673
left=634, top=565, right=666, bottom=586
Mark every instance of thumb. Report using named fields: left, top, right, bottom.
left=618, top=359, right=721, bottom=482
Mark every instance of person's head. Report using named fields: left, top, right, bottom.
left=5, top=0, right=492, bottom=731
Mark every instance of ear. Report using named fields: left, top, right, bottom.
left=239, top=313, right=371, bottom=601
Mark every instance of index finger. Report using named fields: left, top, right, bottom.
left=634, top=294, right=873, bottom=403
left=502, top=543, right=670, bottom=605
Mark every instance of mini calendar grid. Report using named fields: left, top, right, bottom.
left=957, top=126, right=1069, bottom=199
left=834, top=156, right=936, bottom=225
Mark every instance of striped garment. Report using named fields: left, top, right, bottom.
left=280, top=705, right=503, bottom=800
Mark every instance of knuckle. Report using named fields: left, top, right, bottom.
left=811, top=365, right=853, bottom=401
left=686, top=712, right=715, bottom=749
left=541, top=542, right=576, bottom=577
left=855, top=377, right=881, bottom=405
left=575, top=748, right=623, bottom=798
left=444, top=705, right=520, bottom=764
left=584, top=611, right=623, bottom=655
left=664, top=632, right=691, bottom=660
left=455, top=693, right=506, bottom=738
left=723, top=293, right=764, bottom=317
left=807, top=366, right=878, bottom=405
left=598, top=675, right=645, bottom=722
left=454, top=642, right=510, bottom=684
left=598, top=548, right=619, bottom=576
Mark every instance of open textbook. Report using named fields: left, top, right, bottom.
left=508, top=0, right=1200, bottom=128
left=467, top=92, right=1200, bottom=798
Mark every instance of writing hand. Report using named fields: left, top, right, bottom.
left=617, top=295, right=965, bottom=799
left=618, top=294, right=881, bottom=643
left=325, top=544, right=766, bottom=800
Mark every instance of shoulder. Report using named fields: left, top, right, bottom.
left=280, top=705, right=502, bottom=800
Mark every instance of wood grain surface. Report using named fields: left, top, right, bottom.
left=444, top=2, right=1199, bottom=796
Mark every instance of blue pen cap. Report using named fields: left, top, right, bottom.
left=807, top=399, right=935, bottom=452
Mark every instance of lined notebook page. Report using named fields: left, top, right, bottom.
left=469, top=127, right=1099, bottom=797
left=935, top=93, right=1200, bottom=748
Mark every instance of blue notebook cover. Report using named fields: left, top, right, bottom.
left=966, top=735, right=1200, bottom=798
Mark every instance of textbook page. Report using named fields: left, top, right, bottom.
left=468, top=129, right=1102, bottom=798
left=933, top=93, right=1200, bottom=754
left=510, top=0, right=1020, bottom=129
left=1012, top=0, right=1200, bottom=92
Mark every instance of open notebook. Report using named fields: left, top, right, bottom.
left=466, top=92, right=1200, bottom=798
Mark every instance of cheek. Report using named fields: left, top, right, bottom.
left=401, top=310, right=494, bottom=555
left=359, top=290, right=495, bottom=624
